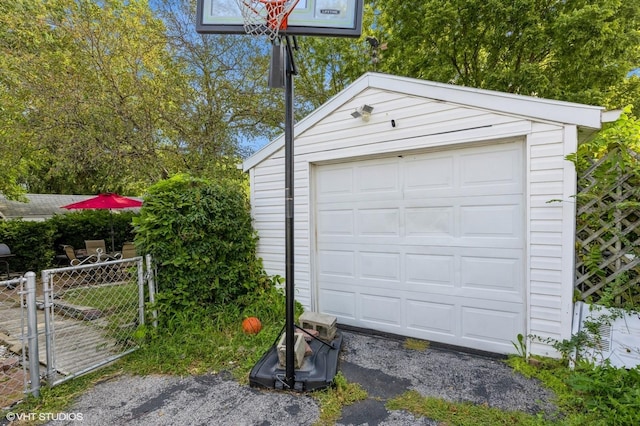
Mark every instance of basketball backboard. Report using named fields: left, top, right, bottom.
left=196, top=0, right=363, bottom=37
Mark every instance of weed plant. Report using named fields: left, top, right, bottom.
left=508, top=356, right=640, bottom=426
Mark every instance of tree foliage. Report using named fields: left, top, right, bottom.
left=1, top=0, right=188, bottom=195
left=373, top=0, right=640, bottom=107
left=0, top=0, right=277, bottom=198
left=291, top=0, right=640, bottom=115
left=2, top=0, right=639, bottom=199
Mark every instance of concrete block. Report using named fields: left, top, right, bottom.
left=277, top=333, right=306, bottom=369
left=299, top=311, right=336, bottom=341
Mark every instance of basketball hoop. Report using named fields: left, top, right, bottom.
left=235, top=0, right=300, bottom=40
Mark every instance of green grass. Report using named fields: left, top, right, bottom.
left=387, top=390, right=549, bottom=426
left=59, top=282, right=138, bottom=312
left=403, top=337, right=429, bottom=351
left=312, top=373, right=367, bottom=426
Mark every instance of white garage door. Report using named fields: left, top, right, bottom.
left=314, top=141, right=525, bottom=354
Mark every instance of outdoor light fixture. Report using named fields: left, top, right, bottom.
left=351, top=104, right=374, bottom=121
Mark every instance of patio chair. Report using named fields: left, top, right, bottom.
left=62, top=245, right=95, bottom=266
left=120, top=242, right=137, bottom=259
left=85, top=240, right=107, bottom=257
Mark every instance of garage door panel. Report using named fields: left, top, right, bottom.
left=460, top=204, right=522, bottom=239
left=357, top=208, right=400, bottom=236
left=460, top=147, right=522, bottom=190
left=404, top=155, right=454, bottom=192
left=405, top=254, right=454, bottom=286
left=406, top=299, right=456, bottom=336
left=360, top=293, right=402, bottom=327
left=316, top=167, right=353, bottom=198
left=461, top=256, right=522, bottom=293
left=359, top=251, right=400, bottom=281
left=318, top=250, right=355, bottom=277
left=357, top=162, right=400, bottom=194
left=461, top=304, right=524, bottom=349
left=317, top=209, right=354, bottom=236
left=405, top=207, right=455, bottom=236
left=319, top=289, right=356, bottom=320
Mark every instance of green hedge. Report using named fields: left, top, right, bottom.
left=133, top=174, right=270, bottom=321
left=0, top=220, right=55, bottom=272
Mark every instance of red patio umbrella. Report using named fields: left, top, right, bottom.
left=61, top=193, right=142, bottom=252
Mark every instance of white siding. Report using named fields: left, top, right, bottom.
left=526, top=123, right=576, bottom=357
left=248, top=83, right=585, bottom=356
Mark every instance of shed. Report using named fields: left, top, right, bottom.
left=243, top=72, right=619, bottom=356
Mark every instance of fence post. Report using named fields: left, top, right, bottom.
left=137, top=258, right=145, bottom=327
left=25, top=271, right=40, bottom=397
left=41, top=270, right=55, bottom=385
left=145, top=255, right=158, bottom=328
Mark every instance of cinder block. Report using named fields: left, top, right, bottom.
left=277, top=333, right=306, bottom=369
left=298, top=311, right=337, bottom=341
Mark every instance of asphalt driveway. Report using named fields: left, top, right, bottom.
left=40, top=330, right=556, bottom=425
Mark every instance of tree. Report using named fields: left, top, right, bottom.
left=2, top=0, right=283, bottom=197
left=1, top=0, right=195, bottom=195
left=373, top=0, right=640, bottom=108
left=289, top=1, right=640, bottom=114
left=152, top=0, right=285, bottom=165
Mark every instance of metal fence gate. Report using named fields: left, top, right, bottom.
left=1, top=256, right=156, bottom=408
left=40, top=256, right=154, bottom=387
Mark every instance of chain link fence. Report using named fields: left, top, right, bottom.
left=41, top=257, right=150, bottom=386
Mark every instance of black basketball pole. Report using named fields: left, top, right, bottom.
left=283, top=36, right=297, bottom=389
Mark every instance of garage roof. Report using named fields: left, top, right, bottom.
left=243, top=72, right=619, bottom=171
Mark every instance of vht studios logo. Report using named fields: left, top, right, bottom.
left=5, top=412, right=84, bottom=422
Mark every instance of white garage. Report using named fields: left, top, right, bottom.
left=243, top=73, right=617, bottom=356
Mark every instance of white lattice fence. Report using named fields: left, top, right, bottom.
left=575, top=147, right=640, bottom=306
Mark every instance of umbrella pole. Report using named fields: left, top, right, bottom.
left=109, top=210, right=115, bottom=253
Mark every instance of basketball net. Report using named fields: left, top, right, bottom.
left=235, top=0, right=300, bottom=41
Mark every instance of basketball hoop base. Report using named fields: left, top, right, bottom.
left=249, top=330, right=343, bottom=392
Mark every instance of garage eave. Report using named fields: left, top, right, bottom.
left=366, top=73, right=607, bottom=130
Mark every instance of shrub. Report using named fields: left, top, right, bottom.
left=133, top=174, right=269, bottom=323
left=0, top=220, right=55, bottom=272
